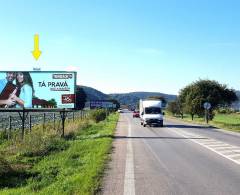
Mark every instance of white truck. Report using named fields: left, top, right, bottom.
left=139, top=99, right=164, bottom=127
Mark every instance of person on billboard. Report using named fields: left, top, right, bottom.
left=0, top=72, right=16, bottom=93
left=0, top=72, right=19, bottom=108
left=11, top=72, right=34, bottom=108
left=0, top=98, right=16, bottom=107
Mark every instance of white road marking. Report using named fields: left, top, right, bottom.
left=170, top=128, right=240, bottom=165
left=213, top=146, right=239, bottom=150
left=221, top=150, right=240, bottom=154
left=201, top=140, right=219, bottom=143
left=206, top=144, right=230, bottom=147
left=227, top=153, right=240, bottom=158
left=124, top=118, right=135, bottom=195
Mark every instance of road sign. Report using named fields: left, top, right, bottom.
left=203, top=102, right=211, bottom=110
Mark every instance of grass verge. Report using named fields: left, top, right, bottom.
left=0, top=113, right=119, bottom=195
left=166, top=112, right=240, bottom=133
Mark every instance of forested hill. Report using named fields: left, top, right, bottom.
left=79, top=86, right=109, bottom=101
left=80, top=86, right=177, bottom=105
left=109, top=92, right=177, bottom=105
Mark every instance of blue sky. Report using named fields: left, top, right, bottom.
left=0, top=0, right=239, bottom=95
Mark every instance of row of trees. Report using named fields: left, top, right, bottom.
left=167, top=79, right=238, bottom=120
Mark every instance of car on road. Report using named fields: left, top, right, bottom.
left=117, top=108, right=123, bottom=113
left=133, top=110, right=140, bottom=118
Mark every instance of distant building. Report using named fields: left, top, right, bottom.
left=32, top=98, right=54, bottom=108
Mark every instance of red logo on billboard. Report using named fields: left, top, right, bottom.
left=62, top=94, right=75, bottom=104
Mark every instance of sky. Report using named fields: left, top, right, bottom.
left=0, top=0, right=240, bottom=95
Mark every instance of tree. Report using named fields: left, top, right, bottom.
left=75, top=87, right=87, bottom=110
left=176, top=97, right=184, bottom=119
left=167, top=101, right=178, bottom=115
left=221, top=88, right=238, bottom=105
left=179, top=84, right=200, bottom=120
left=167, top=97, right=184, bottom=118
left=47, top=98, right=57, bottom=108
left=179, top=79, right=238, bottom=120
left=109, top=99, right=120, bottom=110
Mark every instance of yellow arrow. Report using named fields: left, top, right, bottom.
left=32, top=34, right=41, bottom=60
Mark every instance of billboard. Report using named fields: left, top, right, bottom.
left=90, top=100, right=116, bottom=109
left=0, top=71, right=76, bottom=109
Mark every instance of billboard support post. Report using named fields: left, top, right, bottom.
left=43, top=113, right=46, bottom=130
left=18, top=109, right=29, bottom=139
left=60, top=109, right=67, bottom=137
left=53, top=113, right=56, bottom=130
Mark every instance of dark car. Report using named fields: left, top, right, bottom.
left=133, top=110, right=140, bottom=118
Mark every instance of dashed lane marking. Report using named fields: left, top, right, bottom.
left=124, top=118, right=135, bottom=195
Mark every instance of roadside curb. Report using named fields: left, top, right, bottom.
left=165, top=116, right=240, bottom=138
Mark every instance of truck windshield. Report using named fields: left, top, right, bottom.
left=145, top=107, right=161, bottom=114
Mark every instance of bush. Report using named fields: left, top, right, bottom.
left=209, top=111, right=215, bottom=120
left=216, top=107, right=234, bottom=114
left=90, top=109, right=107, bottom=123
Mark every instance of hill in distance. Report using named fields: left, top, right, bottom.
left=109, top=92, right=176, bottom=106
left=80, top=85, right=177, bottom=106
left=236, top=91, right=240, bottom=99
left=79, top=85, right=108, bottom=101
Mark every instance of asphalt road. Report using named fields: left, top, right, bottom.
left=101, top=112, right=240, bottom=195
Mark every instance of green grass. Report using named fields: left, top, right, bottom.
left=0, top=113, right=119, bottom=195
left=211, top=114, right=240, bottom=131
left=166, top=112, right=240, bottom=132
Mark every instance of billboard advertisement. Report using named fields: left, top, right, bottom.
left=90, top=100, right=116, bottom=109
left=0, top=71, right=76, bottom=109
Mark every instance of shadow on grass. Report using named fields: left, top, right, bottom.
left=0, top=169, right=37, bottom=188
